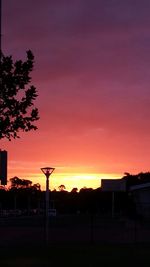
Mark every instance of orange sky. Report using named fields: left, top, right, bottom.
left=1, top=0, right=150, bottom=191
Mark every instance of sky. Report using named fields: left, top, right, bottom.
left=1, top=0, right=150, bottom=191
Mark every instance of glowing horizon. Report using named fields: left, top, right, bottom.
left=6, top=167, right=123, bottom=192
left=5, top=157, right=145, bottom=191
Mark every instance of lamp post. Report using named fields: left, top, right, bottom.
left=41, top=167, right=55, bottom=244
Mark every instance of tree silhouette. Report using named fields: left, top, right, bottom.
left=123, top=171, right=150, bottom=189
left=10, top=176, right=32, bottom=189
left=58, top=184, right=66, bottom=191
left=32, top=183, right=41, bottom=191
left=10, top=176, right=23, bottom=188
left=71, top=187, right=78, bottom=193
left=0, top=50, right=39, bottom=140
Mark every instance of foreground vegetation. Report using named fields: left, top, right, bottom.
left=1, top=172, right=150, bottom=218
left=0, top=243, right=150, bottom=267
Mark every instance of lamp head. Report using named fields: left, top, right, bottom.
left=41, top=167, right=55, bottom=177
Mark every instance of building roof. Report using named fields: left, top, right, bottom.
left=130, top=182, right=150, bottom=191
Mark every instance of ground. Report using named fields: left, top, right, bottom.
left=0, top=214, right=150, bottom=266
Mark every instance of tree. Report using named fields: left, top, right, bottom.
left=21, top=179, right=32, bottom=188
left=10, top=176, right=32, bottom=189
left=0, top=50, right=39, bottom=140
left=58, top=184, right=66, bottom=191
left=10, top=176, right=23, bottom=188
left=32, top=183, right=41, bottom=191
left=71, top=187, right=78, bottom=193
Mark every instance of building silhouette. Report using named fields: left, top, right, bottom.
left=0, top=150, right=7, bottom=185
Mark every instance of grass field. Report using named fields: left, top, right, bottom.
left=0, top=215, right=150, bottom=266
left=0, top=243, right=150, bottom=266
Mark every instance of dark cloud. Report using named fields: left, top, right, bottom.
left=2, top=0, right=150, bottom=131
left=3, top=0, right=150, bottom=42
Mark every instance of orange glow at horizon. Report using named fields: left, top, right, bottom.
left=6, top=168, right=122, bottom=192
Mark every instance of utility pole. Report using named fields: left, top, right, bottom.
left=0, top=0, right=2, bottom=53
left=41, top=167, right=55, bottom=245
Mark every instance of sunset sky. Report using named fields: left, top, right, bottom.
left=1, top=0, right=150, bottom=191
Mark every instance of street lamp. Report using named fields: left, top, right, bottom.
left=41, top=167, right=55, bottom=244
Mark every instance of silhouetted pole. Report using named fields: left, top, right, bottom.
left=112, top=191, right=115, bottom=218
left=0, top=0, right=2, bottom=53
left=41, top=167, right=55, bottom=245
left=90, top=212, right=94, bottom=244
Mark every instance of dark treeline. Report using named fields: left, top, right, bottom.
left=0, top=172, right=150, bottom=218
left=0, top=185, right=130, bottom=217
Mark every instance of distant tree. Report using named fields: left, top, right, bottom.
left=21, top=179, right=32, bottom=188
left=124, top=172, right=131, bottom=176
left=71, top=187, right=78, bottom=193
left=10, top=176, right=32, bottom=189
left=0, top=50, right=39, bottom=140
left=58, top=184, right=66, bottom=191
left=32, top=183, right=41, bottom=191
left=79, top=187, right=93, bottom=193
left=123, top=172, right=150, bottom=189
left=10, top=176, right=23, bottom=188
left=52, top=188, right=57, bottom=192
